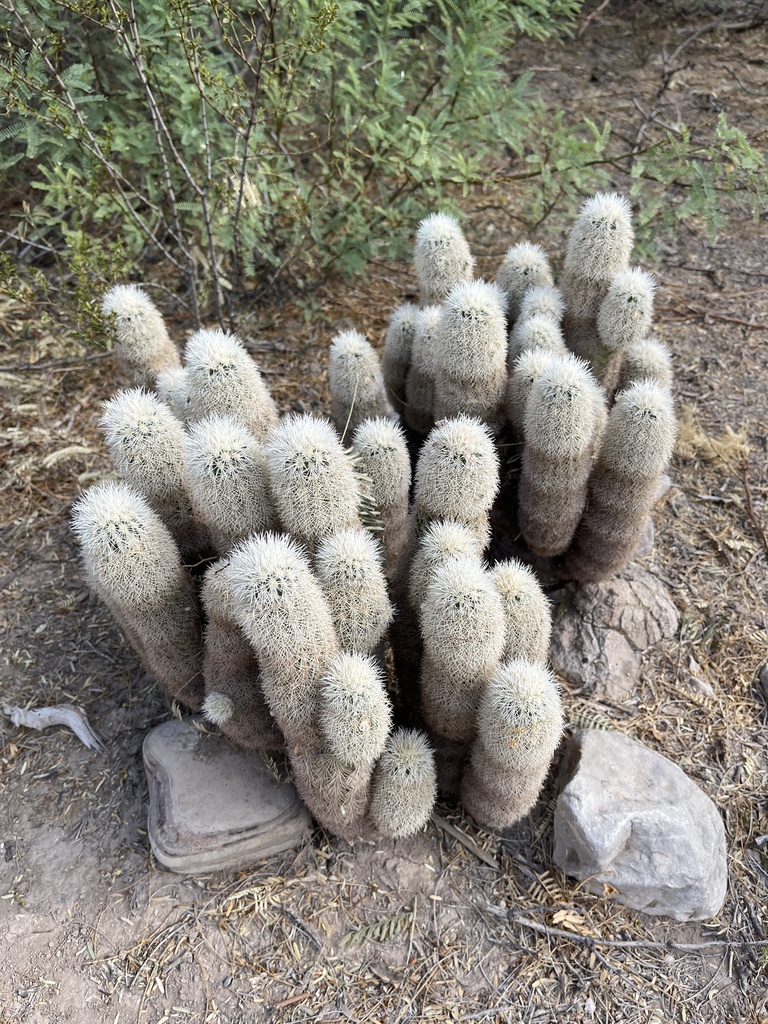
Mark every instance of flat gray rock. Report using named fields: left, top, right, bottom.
left=553, top=730, right=727, bottom=922
left=549, top=565, right=679, bottom=698
left=144, top=718, right=311, bottom=874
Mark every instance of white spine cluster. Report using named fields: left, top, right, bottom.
left=414, top=416, right=499, bottom=547
left=414, top=212, right=474, bottom=305
left=184, top=329, right=279, bottom=441
left=328, top=329, right=393, bottom=437
left=315, top=529, right=393, bottom=654
left=495, top=242, right=554, bottom=323
left=491, top=560, right=552, bottom=663
left=619, top=336, right=673, bottom=390
left=318, top=653, right=392, bottom=768
left=155, top=366, right=192, bottom=423
left=184, top=414, right=274, bottom=552
left=563, top=192, right=634, bottom=284
left=265, top=414, right=362, bottom=551
left=408, top=520, right=483, bottom=614
left=518, top=285, right=565, bottom=324
left=505, top=348, right=558, bottom=432
left=102, top=285, right=180, bottom=387
left=597, top=267, right=656, bottom=353
left=433, top=279, right=508, bottom=425
left=508, top=314, right=566, bottom=368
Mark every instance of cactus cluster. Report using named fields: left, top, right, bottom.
left=74, top=193, right=675, bottom=846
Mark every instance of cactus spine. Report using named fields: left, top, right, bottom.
left=408, top=520, right=483, bottom=615
left=460, top=660, right=563, bottom=830
left=433, top=280, right=508, bottom=427
left=505, top=348, right=558, bottom=433
left=566, top=381, right=677, bottom=581
left=495, top=242, right=554, bottom=323
left=328, top=329, right=394, bottom=437
left=413, top=212, right=474, bottom=305
left=518, top=285, right=564, bottom=324
left=155, top=366, right=192, bottom=422
left=382, top=304, right=419, bottom=414
left=184, top=329, right=279, bottom=441
left=102, top=285, right=180, bottom=387
left=508, top=313, right=566, bottom=369
left=594, top=267, right=656, bottom=387
left=72, top=482, right=204, bottom=710
left=491, top=560, right=552, bottom=664
left=517, top=355, right=604, bottom=556
left=619, top=335, right=673, bottom=391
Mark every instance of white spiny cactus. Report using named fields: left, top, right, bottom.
left=382, top=303, right=420, bottom=414
left=102, top=284, right=180, bottom=387
left=505, top=348, right=559, bottom=432
left=184, top=328, right=279, bottom=440
left=408, top=520, right=483, bottom=614
left=318, top=652, right=392, bottom=768
left=414, top=416, right=499, bottom=547
left=619, top=335, right=673, bottom=391
left=563, top=192, right=634, bottom=284
left=155, top=366, right=192, bottom=422
left=184, top=414, right=274, bottom=552
left=265, top=414, right=363, bottom=551
left=328, top=328, right=393, bottom=437
left=369, top=728, right=437, bottom=838
left=403, top=304, right=443, bottom=434
left=508, top=313, right=566, bottom=368
left=491, top=560, right=552, bottom=664
left=495, top=242, right=554, bottom=322
left=315, top=529, right=393, bottom=654
left=414, top=212, right=474, bottom=305
left=518, top=285, right=565, bottom=324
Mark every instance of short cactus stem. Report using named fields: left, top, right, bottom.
left=460, top=659, right=563, bottom=830
left=102, top=284, right=180, bottom=387
left=368, top=728, right=437, bottom=839
left=71, top=482, right=204, bottom=711
left=328, top=329, right=394, bottom=438
left=184, top=414, right=274, bottom=553
left=291, top=750, right=373, bottom=842
left=505, top=348, right=558, bottom=433
left=565, top=381, right=677, bottom=581
left=184, top=328, right=279, bottom=441
left=495, top=242, right=554, bottom=323
left=518, top=285, right=565, bottom=325
left=265, top=414, right=363, bottom=552
left=619, top=336, right=673, bottom=391
left=382, top=304, right=419, bottom=414
left=433, top=279, right=508, bottom=428
left=419, top=556, right=506, bottom=745
left=318, top=653, right=392, bottom=768
left=491, top=559, right=552, bottom=663
left=155, top=366, right=192, bottom=422
left=201, top=559, right=284, bottom=751
left=414, top=416, right=499, bottom=548
left=414, top=212, right=474, bottom=305
left=593, top=267, right=657, bottom=387
left=508, top=313, right=566, bottom=369
left=517, top=355, right=604, bottom=556
left=407, top=519, right=483, bottom=616
left=404, top=305, right=443, bottom=435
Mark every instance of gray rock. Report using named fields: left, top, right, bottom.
left=144, top=718, right=311, bottom=874
left=633, top=516, right=655, bottom=559
left=553, top=730, right=727, bottom=922
left=549, top=566, right=679, bottom=698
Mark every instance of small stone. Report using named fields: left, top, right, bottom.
left=634, top=516, right=654, bottom=559
left=553, top=730, right=727, bottom=921
left=549, top=566, right=679, bottom=698
left=144, top=719, right=311, bottom=874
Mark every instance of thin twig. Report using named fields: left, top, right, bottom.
left=0, top=352, right=114, bottom=373
left=432, top=813, right=500, bottom=871
left=740, top=459, right=768, bottom=556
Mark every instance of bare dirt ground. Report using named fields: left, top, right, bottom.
left=1, top=5, right=767, bottom=1023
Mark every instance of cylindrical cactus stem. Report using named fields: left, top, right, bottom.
left=265, top=414, right=363, bottom=552
left=618, top=335, right=673, bottom=392
left=290, top=750, right=373, bottom=842
left=517, top=355, right=604, bottom=556
left=408, top=520, right=483, bottom=616
left=200, top=558, right=284, bottom=752
left=505, top=348, right=558, bottom=433
left=508, top=314, right=566, bottom=369
left=460, top=660, right=563, bottom=830
left=495, top=242, right=554, bottom=324
left=100, top=388, right=206, bottom=558
left=403, top=305, right=442, bottom=435
left=594, top=267, right=656, bottom=388
left=382, top=304, right=420, bottom=415
left=318, top=653, right=393, bottom=769
left=414, top=416, right=499, bottom=548
left=369, top=728, right=437, bottom=839
left=227, top=533, right=340, bottom=750
left=350, top=417, right=412, bottom=579
left=71, top=482, right=204, bottom=710
left=419, top=556, right=506, bottom=748
left=328, top=329, right=394, bottom=439
left=184, top=414, right=275, bottom=553
left=184, top=329, right=279, bottom=441
left=433, top=280, right=508, bottom=428
left=491, top=560, right=552, bottom=664
left=315, top=530, right=394, bottom=654
left=518, top=285, right=565, bottom=325
left=565, top=381, right=677, bottom=581
left=155, top=366, right=192, bottom=423
left=561, top=192, right=634, bottom=357
left=102, top=285, right=180, bottom=387
left=414, top=212, right=474, bottom=306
